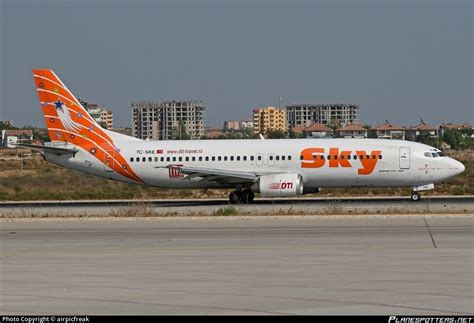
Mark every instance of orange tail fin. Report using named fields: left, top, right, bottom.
left=32, top=69, right=142, bottom=182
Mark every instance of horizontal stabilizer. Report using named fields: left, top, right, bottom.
left=15, top=143, right=79, bottom=155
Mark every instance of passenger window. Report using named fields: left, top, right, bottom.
left=136, top=157, right=139, bottom=163
left=378, top=155, right=382, bottom=160
left=327, top=155, right=331, bottom=160
left=192, top=157, right=196, bottom=161
left=359, top=155, right=363, bottom=160
left=178, top=157, right=182, bottom=162
left=160, top=157, right=164, bottom=162
left=212, top=156, right=215, bottom=161
left=372, top=155, right=376, bottom=160
left=347, top=155, right=351, bottom=160
left=142, top=157, right=146, bottom=162
left=320, top=155, right=324, bottom=160
left=282, top=156, right=285, bottom=161
left=257, top=155, right=262, bottom=161
left=353, top=155, right=357, bottom=160
left=205, top=156, right=209, bottom=161
left=130, top=157, right=134, bottom=162
left=236, top=156, right=240, bottom=161
left=300, top=155, right=304, bottom=160
left=340, top=155, right=344, bottom=160
left=154, top=157, right=158, bottom=162
left=250, top=156, right=254, bottom=161
left=334, top=155, right=338, bottom=160
left=218, top=156, right=222, bottom=161
left=166, top=157, right=170, bottom=162
left=269, top=155, right=273, bottom=161
left=366, top=155, right=370, bottom=160
left=172, top=157, right=176, bottom=162
left=230, top=156, right=234, bottom=161
left=243, top=156, right=247, bottom=161
left=199, top=156, right=202, bottom=161
left=185, top=157, right=189, bottom=162
left=288, top=156, right=292, bottom=161
left=224, top=156, right=228, bottom=161
left=148, top=157, right=152, bottom=162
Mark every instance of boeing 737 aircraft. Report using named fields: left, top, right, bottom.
left=20, top=69, right=465, bottom=203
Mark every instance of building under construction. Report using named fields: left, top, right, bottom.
left=286, top=104, right=359, bottom=129
left=132, top=100, right=205, bottom=140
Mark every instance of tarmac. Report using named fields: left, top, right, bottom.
left=0, top=196, right=473, bottom=217
left=1, top=217, right=473, bottom=315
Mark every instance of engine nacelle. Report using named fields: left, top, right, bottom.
left=252, top=173, right=303, bottom=197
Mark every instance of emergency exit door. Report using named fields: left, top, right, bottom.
left=399, top=147, right=410, bottom=169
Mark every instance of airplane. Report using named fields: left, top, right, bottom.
left=20, top=69, right=465, bottom=203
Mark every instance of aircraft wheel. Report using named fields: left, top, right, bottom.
left=229, top=191, right=241, bottom=204
left=411, top=192, right=421, bottom=201
left=241, top=190, right=255, bottom=204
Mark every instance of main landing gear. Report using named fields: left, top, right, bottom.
left=410, top=191, right=421, bottom=201
left=229, top=189, right=255, bottom=204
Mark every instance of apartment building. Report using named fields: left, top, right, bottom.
left=132, top=100, right=205, bottom=140
left=253, top=106, right=287, bottom=135
left=286, top=104, right=358, bottom=129
left=79, top=100, right=114, bottom=129
left=223, top=120, right=241, bottom=131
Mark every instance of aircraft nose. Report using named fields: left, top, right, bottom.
left=450, top=159, right=465, bottom=175
left=458, top=161, right=465, bottom=174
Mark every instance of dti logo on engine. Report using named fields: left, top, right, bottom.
left=269, top=182, right=294, bottom=190
left=300, top=148, right=382, bottom=175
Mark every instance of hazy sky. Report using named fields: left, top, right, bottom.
left=1, top=0, right=472, bottom=128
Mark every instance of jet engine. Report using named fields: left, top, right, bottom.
left=251, top=173, right=303, bottom=197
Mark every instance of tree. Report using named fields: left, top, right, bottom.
left=172, top=120, right=191, bottom=140
left=266, top=129, right=287, bottom=139
left=442, top=129, right=464, bottom=150
left=0, top=121, right=17, bottom=131
left=22, top=126, right=49, bottom=142
left=328, top=118, right=342, bottom=138
left=416, top=132, right=433, bottom=145
left=288, top=129, right=297, bottom=139
left=364, top=124, right=377, bottom=138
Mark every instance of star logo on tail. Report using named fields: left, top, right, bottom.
left=54, top=99, right=81, bottom=133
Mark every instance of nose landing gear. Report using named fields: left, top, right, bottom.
left=410, top=184, right=434, bottom=201
left=410, top=191, right=421, bottom=201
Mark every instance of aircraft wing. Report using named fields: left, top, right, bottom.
left=15, top=143, right=79, bottom=156
left=164, top=165, right=261, bottom=184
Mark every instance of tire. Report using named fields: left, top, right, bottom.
left=411, top=192, right=421, bottom=201
left=229, top=191, right=241, bottom=204
left=241, top=190, right=255, bottom=204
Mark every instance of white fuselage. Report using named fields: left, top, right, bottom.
left=44, top=138, right=465, bottom=191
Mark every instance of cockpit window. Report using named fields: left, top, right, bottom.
left=431, top=152, right=439, bottom=158
left=437, top=151, right=446, bottom=157
left=424, top=152, right=431, bottom=158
